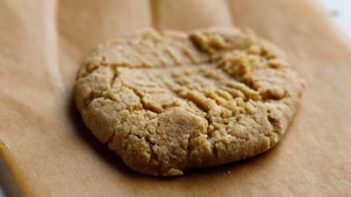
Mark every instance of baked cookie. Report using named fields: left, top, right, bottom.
left=75, top=28, right=304, bottom=176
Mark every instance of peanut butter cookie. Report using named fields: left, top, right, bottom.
left=74, top=28, right=304, bottom=176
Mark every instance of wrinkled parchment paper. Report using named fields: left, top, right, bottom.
left=0, top=0, right=350, bottom=196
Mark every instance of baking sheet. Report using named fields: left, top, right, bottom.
left=0, top=0, right=350, bottom=196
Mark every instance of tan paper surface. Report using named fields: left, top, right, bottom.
left=0, top=0, right=350, bottom=196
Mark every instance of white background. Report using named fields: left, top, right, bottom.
left=320, top=0, right=351, bottom=37
left=0, top=0, right=350, bottom=196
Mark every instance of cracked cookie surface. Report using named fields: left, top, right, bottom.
left=74, top=28, right=304, bottom=176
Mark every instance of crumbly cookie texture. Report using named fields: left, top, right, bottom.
left=75, top=28, right=304, bottom=176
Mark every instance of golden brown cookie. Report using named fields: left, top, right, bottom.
left=74, top=28, right=304, bottom=176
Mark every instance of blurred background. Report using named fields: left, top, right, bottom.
left=320, top=0, right=351, bottom=36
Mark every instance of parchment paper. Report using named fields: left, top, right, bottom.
left=0, top=0, right=350, bottom=196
